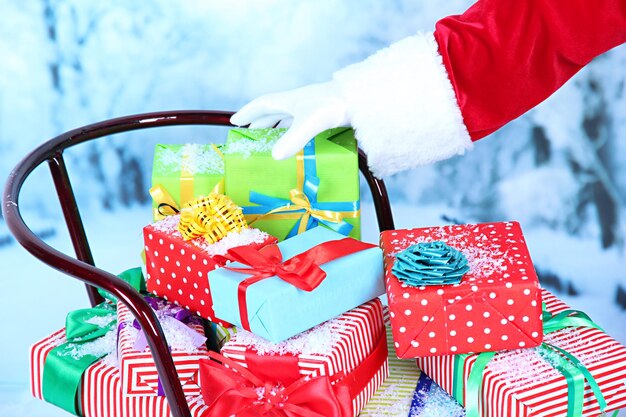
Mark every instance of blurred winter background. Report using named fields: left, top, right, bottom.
left=1, top=1, right=625, bottom=416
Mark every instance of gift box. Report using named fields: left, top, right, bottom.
left=31, top=327, right=209, bottom=417
left=208, top=226, right=385, bottom=342
left=151, top=143, right=224, bottom=221
left=220, top=299, right=388, bottom=415
left=116, top=297, right=210, bottom=397
left=380, top=222, right=543, bottom=358
left=359, top=312, right=465, bottom=417
left=416, top=289, right=626, bottom=417
left=201, top=299, right=388, bottom=417
left=223, top=127, right=361, bottom=241
left=408, top=373, right=466, bottom=417
left=144, top=213, right=276, bottom=325
left=360, top=315, right=422, bottom=416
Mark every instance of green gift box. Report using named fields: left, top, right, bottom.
left=223, top=127, right=361, bottom=241
left=150, top=143, right=224, bottom=221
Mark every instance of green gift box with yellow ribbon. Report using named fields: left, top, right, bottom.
left=416, top=289, right=626, bottom=417
left=223, top=127, right=360, bottom=241
left=151, top=143, right=224, bottom=221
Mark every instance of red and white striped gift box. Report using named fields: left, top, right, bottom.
left=417, top=289, right=626, bottom=417
left=144, top=215, right=276, bottom=326
left=30, top=328, right=209, bottom=417
left=220, top=298, right=389, bottom=416
left=117, top=300, right=209, bottom=397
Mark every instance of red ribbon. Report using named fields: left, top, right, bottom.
left=199, top=331, right=388, bottom=417
left=225, top=238, right=377, bottom=331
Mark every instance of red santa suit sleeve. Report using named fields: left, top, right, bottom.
left=332, top=0, right=626, bottom=177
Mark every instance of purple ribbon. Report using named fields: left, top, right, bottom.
left=117, top=297, right=207, bottom=396
left=131, top=300, right=206, bottom=352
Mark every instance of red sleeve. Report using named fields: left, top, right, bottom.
left=434, top=0, right=626, bottom=141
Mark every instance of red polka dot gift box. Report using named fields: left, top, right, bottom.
left=144, top=214, right=277, bottom=326
left=380, top=222, right=543, bottom=359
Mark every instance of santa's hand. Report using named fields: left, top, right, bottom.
left=230, top=81, right=350, bottom=160
left=232, top=34, right=473, bottom=177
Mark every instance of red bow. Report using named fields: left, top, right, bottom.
left=225, top=238, right=377, bottom=330
left=199, top=351, right=352, bottom=417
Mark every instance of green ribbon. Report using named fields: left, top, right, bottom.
left=97, top=267, right=146, bottom=303
left=42, top=303, right=116, bottom=415
left=455, top=305, right=609, bottom=417
left=41, top=268, right=146, bottom=415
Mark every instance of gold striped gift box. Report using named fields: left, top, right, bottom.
left=360, top=311, right=422, bottom=416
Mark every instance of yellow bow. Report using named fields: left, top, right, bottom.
left=178, top=194, right=248, bottom=243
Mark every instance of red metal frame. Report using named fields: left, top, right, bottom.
left=2, top=110, right=394, bottom=417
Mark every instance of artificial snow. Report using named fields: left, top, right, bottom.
left=222, top=129, right=285, bottom=159
left=124, top=319, right=201, bottom=354
left=387, top=224, right=511, bottom=278
left=193, top=227, right=270, bottom=256
left=149, top=214, right=271, bottom=255
left=3, top=1, right=626, bottom=415
left=228, top=315, right=350, bottom=356
left=488, top=347, right=562, bottom=387
left=154, top=144, right=224, bottom=175
left=61, top=327, right=117, bottom=361
left=84, top=312, right=116, bottom=328
left=4, top=204, right=626, bottom=417
left=411, top=381, right=465, bottom=417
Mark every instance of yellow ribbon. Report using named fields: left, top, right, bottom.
left=179, top=145, right=196, bottom=208
left=247, top=189, right=346, bottom=234
left=150, top=184, right=180, bottom=220
left=244, top=149, right=359, bottom=234
left=178, top=194, right=248, bottom=243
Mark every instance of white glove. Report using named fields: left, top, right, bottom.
left=231, top=33, right=472, bottom=177
left=230, top=81, right=350, bottom=160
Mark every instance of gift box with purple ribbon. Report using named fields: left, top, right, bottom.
left=116, top=296, right=209, bottom=397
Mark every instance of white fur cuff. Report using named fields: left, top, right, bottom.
left=333, top=32, right=472, bottom=178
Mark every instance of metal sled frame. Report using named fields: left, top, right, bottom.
left=2, top=110, right=394, bottom=417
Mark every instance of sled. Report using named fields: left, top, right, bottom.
left=2, top=110, right=395, bottom=417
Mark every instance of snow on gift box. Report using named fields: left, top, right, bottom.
left=416, top=289, right=626, bottom=417
left=203, top=299, right=388, bottom=417
left=223, top=127, right=361, bottom=241
left=116, top=296, right=209, bottom=397
left=208, top=226, right=385, bottom=343
left=150, top=143, right=224, bottom=222
left=30, top=305, right=210, bottom=417
left=144, top=199, right=277, bottom=325
left=380, top=222, right=543, bottom=358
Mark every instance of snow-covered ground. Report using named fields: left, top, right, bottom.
left=1, top=201, right=625, bottom=416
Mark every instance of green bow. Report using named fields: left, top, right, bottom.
left=42, top=304, right=116, bottom=414
left=41, top=267, right=145, bottom=415
left=456, top=304, right=612, bottom=417
left=98, top=267, right=146, bottom=303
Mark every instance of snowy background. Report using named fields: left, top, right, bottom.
left=1, top=1, right=626, bottom=416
